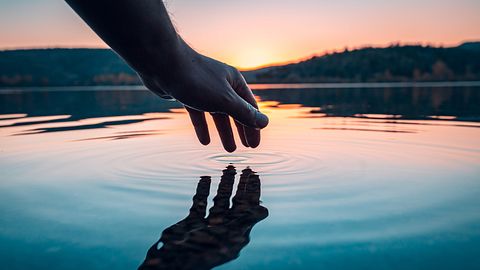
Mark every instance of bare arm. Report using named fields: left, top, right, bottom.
left=66, top=0, right=269, bottom=152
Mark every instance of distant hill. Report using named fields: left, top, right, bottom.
left=245, top=42, right=480, bottom=83
left=0, top=48, right=139, bottom=87
left=457, top=41, right=480, bottom=51
left=1, top=42, right=480, bottom=87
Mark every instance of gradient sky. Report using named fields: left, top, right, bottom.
left=1, top=0, right=479, bottom=69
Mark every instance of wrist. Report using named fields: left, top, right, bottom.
left=136, top=37, right=198, bottom=98
left=127, top=33, right=184, bottom=76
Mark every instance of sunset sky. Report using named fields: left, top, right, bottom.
left=1, top=0, right=479, bottom=69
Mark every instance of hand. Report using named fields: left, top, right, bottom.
left=65, top=0, right=268, bottom=152
left=138, top=166, right=268, bottom=270
left=139, top=40, right=269, bottom=152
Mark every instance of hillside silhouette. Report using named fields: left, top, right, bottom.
left=244, top=42, right=480, bottom=83
left=1, top=42, right=479, bottom=87
left=0, top=48, right=138, bottom=87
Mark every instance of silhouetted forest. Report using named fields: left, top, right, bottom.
left=0, top=48, right=139, bottom=87
left=245, top=42, right=480, bottom=83
left=1, top=42, right=479, bottom=87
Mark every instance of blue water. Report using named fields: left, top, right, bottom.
left=0, top=85, right=479, bottom=269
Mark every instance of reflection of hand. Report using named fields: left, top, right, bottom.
left=141, top=39, right=269, bottom=152
left=138, top=166, right=268, bottom=270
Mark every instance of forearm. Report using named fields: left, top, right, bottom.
left=66, top=0, right=269, bottom=150
left=65, top=0, right=181, bottom=75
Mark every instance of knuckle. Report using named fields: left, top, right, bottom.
left=226, top=66, right=242, bottom=84
left=227, top=64, right=240, bottom=75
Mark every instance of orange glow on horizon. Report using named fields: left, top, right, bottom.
left=1, top=0, right=480, bottom=69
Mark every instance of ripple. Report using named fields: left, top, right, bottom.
left=209, top=152, right=289, bottom=165
left=107, top=145, right=319, bottom=183
left=3, top=111, right=479, bottom=245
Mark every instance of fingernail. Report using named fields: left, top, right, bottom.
left=254, top=111, right=269, bottom=129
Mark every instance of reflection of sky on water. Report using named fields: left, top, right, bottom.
left=0, top=86, right=479, bottom=269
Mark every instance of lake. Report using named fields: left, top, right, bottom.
left=1, top=84, right=479, bottom=269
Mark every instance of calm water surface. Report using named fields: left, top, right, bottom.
left=1, top=85, right=480, bottom=269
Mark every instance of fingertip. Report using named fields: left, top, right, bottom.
left=255, top=111, right=269, bottom=129
left=224, top=144, right=237, bottom=153
left=249, top=140, right=260, bottom=148
left=199, top=136, right=211, bottom=146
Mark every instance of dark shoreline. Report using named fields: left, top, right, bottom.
left=1, top=81, right=480, bottom=92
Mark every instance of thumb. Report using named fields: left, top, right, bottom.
left=223, top=92, right=269, bottom=129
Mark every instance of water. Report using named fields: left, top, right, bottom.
left=1, top=85, right=479, bottom=269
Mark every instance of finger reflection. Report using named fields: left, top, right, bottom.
left=139, top=166, right=268, bottom=270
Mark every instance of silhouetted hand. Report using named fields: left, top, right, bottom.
left=138, top=166, right=268, bottom=270
left=140, top=39, right=269, bottom=152
left=65, top=0, right=269, bottom=152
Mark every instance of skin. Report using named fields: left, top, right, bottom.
left=138, top=166, right=268, bottom=270
left=65, top=0, right=269, bottom=152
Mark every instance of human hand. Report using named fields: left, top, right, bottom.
left=139, top=40, right=269, bottom=152
left=139, top=166, right=268, bottom=270
left=65, top=0, right=268, bottom=152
